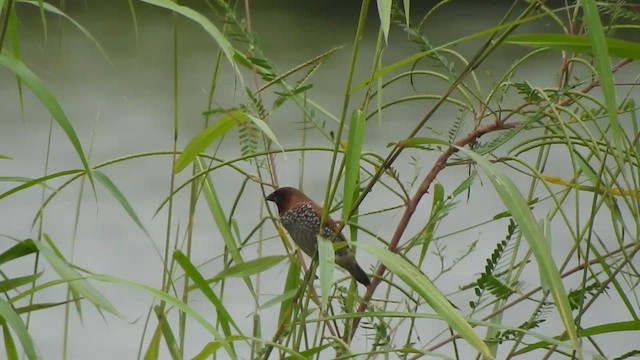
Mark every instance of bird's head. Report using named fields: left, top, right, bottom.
left=266, top=187, right=312, bottom=214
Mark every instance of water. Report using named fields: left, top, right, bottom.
left=1, top=2, right=638, bottom=359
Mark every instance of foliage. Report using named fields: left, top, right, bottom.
left=1, top=0, right=640, bottom=359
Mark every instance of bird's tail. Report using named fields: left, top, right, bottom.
left=350, top=263, right=371, bottom=287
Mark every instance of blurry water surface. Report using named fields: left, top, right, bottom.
left=1, top=1, right=637, bottom=359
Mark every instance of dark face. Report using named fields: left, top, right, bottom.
left=265, top=189, right=282, bottom=205
left=266, top=187, right=302, bottom=213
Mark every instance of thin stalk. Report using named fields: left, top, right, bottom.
left=320, top=0, right=370, bottom=227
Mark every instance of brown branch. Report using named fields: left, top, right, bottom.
left=347, top=57, right=635, bottom=342
left=348, top=120, right=518, bottom=341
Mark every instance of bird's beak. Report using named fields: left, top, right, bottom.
left=266, top=191, right=277, bottom=203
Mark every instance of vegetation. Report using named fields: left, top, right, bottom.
left=1, top=0, right=640, bottom=359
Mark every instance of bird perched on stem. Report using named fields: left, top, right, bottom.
left=266, top=187, right=370, bottom=287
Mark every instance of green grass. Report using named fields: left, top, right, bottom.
left=1, top=1, right=640, bottom=359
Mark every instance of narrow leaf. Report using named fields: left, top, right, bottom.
left=376, top=0, right=392, bottom=42
left=504, top=34, right=640, bottom=59
left=358, top=243, right=493, bottom=359
left=204, top=255, right=287, bottom=284
left=0, top=298, right=37, bottom=360
left=174, top=114, right=238, bottom=173
left=93, top=170, right=149, bottom=236
left=0, top=239, right=38, bottom=266
left=0, top=54, right=94, bottom=189
left=175, top=250, right=239, bottom=340
left=34, top=240, right=121, bottom=318
left=454, top=145, right=578, bottom=350
left=154, top=306, right=182, bottom=360
left=317, top=236, right=335, bottom=312
left=93, top=274, right=236, bottom=359
left=342, top=109, right=365, bottom=223
left=138, top=0, right=241, bottom=80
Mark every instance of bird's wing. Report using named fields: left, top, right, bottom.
left=311, top=202, right=348, bottom=242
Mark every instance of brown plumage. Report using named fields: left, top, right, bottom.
left=266, top=187, right=370, bottom=287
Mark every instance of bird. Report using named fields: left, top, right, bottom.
left=266, top=187, right=371, bottom=287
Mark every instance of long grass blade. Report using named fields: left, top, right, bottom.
left=317, top=236, right=335, bottom=312
left=580, top=0, right=625, bottom=161
left=342, top=109, right=365, bottom=224
left=93, top=274, right=236, bottom=359
left=138, top=0, right=241, bottom=80
left=0, top=298, right=37, bottom=360
left=358, top=243, right=494, bottom=359
left=504, top=34, right=640, bottom=59
left=0, top=55, right=94, bottom=190
left=454, top=145, right=579, bottom=353
left=0, top=239, right=38, bottom=265
left=34, top=238, right=121, bottom=318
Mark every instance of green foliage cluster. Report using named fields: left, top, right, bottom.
left=1, top=0, right=640, bottom=359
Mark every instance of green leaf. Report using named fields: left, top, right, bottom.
left=357, top=243, right=494, bottom=359
left=18, top=0, right=111, bottom=62
left=277, top=261, right=301, bottom=327
left=453, top=145, right=578, bottom=351
left=580, top=0, right=625, bottom=166
left=258, top=289, right=297, bottom=311
left=376, top=0, right=392, bottom=42
left=0, top=54, right=94, bottom=190
left=515, top=320, right=640, bottom=355
left=0, top=273, right=42, bottom=292
left=154, top=306, right=181, bottom=360
left=244, top=113, right=283, bottom=152
left=191, top=336, right=252, bottom=360
left=504, top=33, right=640, bottom=60
left=403, top=0, right=410, bottom=25
left=317, top=236, right=335, bottom=312
left=174, top=250, right=240, bottom=342
left=143, top=325, right=162, bottom=360
left=195, top=158, right=257, bottom=297
left=198, top=255, right=286, bottom=285
left=0, top=169, right=84, bottom=201
left=34, top=239, right=121, bottom=318
left=0, top=239, right=38, bottom=266
left=138, top=0, right=241, bottom=80
left=93, top=170, right=149, bottom=236
left=342, top=109, right=365, bottom=223
left=93, top=274, right=236, bottom=359
left=2, top=322, right=19, bottom=360
left=0, top=298, right=37, bottom=360
left=174, top=113, right=239, bottom=173
left=395, top=137, right=448, bottom=148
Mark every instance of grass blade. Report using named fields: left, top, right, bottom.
left=358, top=243, right=494, bottom=359
left=376, top=0, right=392, bottom=42
left=0, top=298, right=37, bottom=360
left=317, top=236, right=335, bottom=312
left=154, top=305, right=182, bottom=360
left=454, top=145, right=579, bottom=352
left=0, top=54, right=94, bottom=190
left=93, top=274, right=236, bottom=359
left=174, top=250, right=241, bottom=341
left=504, top=34, right=640, bottom=59
left=202, top=255, right=287, bottom=284
left=0, top=239, right=38, bottom=265
left=580, top=0, right=625, bottom=161
left=34, top=238, right=121, bottom=318
left=93, top=170, right=149, bottom=236
left=173, top=113, right=238, bottom=173
left=138, top=0, right=241, bottom=80
left=2, top=322, right=19, bottom=360
left=342, top=109, right=365, bottom=224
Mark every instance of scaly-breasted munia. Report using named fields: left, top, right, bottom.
left=266, top=187, right=370, bottom=287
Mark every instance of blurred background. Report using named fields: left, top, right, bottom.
left=1, top=1, right=638, bottom=359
